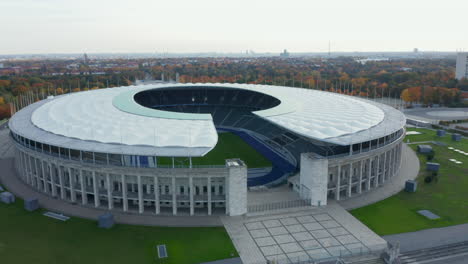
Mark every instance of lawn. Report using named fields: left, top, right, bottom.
left=159, top=132, right=272, bottom=168
left=351, top=127, right=468, bottom=236
left=0, top=198, right=237, bottom=264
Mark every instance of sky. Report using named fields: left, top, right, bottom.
left=1, top=0, right=467, bottom=54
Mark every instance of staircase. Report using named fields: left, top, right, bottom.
left=399, top=241, right=468, bottom=263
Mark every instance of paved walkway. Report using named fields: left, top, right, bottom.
left=338, top=144, right=419, bottom=210
left=383, top=223, right=468, bottom=253
left=222, top=203, right=386, bottom=264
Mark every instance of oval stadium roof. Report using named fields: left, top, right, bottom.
left=10, top=83, right=406, bottom=156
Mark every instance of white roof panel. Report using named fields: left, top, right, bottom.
left=10, top=83, right=406, bottom=156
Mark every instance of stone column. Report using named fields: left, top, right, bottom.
left=18, top=151, right=24, bottom=182
left=28, top=154, right=35, bottom=188
left=154, top=176, right=160, bottom=214
left=335, top=165, right=341, bottom=200
left=388, top=148, right=394, bottom=178
left=106, top=173, right=113, bottom=210
left=50, top=163, right=57, bottom=197
left=189, top=176, right=194, bottom=216
left=41, top=160, right=48, bottom=193
left=80, top=169, right=87, bottom=205
left=93, top=171, right=100, bottom=207
left=366, top=158, right=372, bottom=191
left=69, top=167, right=76, bottom=202
left=23, top=153, right=30, bottom=185
left=59, top=166, right=66, bottom=200
left=394, top=145, right=398, bottom=175
left=299, top=153, right=328, bottom=206
left=347, top=163, right=353, bottom=197
left=33, top=157, right=42, bottom=191
left=121, top=174, right=128, bottom=212
left=374, top=155, right=379, bottom=188
left=358, top=160, right=363, bottom=194
left=137, top=175, right=143, bottom=213
left=172, top=177, right=177, bottom=215
left=207, top=177, right=212, bottom=215
left=382, top=152, right=387, bottom=183
left=225, top=159, right=248, bottom=215
left=24, top=152, right=30, bottom=184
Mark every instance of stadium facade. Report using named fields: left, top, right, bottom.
left=9, top=83, right=406, bottom=216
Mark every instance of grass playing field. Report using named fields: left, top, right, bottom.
left=158, top=132, right=272, bottom=168
left=351, top=127, right=468, bottom=235
left=0, top=197, right=237, bottom=264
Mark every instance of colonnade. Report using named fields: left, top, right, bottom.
left=14, top=144, right=231, bottom=215
left=328, top=141, right=403, bottom=200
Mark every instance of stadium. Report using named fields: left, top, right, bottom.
left=8, top=83, right=406, bottom=216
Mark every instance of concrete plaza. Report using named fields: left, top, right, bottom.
left=222, top=203, right=387, bottom=264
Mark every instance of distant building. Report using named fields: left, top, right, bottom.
left=455, top=52, right=468, bottom=80
left=413, top=48, right=418, bottom=53
left=280, top=49, right=290, bottom=58
left=83, top=53, right=89, bottom=65
left=0, top=63, right=4, bottom=68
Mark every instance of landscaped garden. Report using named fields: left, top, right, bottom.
left=351, top=127, right=468, bottom=235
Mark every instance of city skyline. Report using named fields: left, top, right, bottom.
left=1, top=0, right=468, bottom=55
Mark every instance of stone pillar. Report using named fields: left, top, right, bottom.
left=207, top=177, right=212, bottom=215
left=382, top=152, right=387, bottom=183
left=80, top=169, right=87, bottom=205
left=28, top=154, right=35, bottom=188
left=41, top=160, right=48, bottom=193
left=50, top=163, right=57, bottom=197
left=121, top=174, right=128, bottom=212
left=226, top=159, right=248, bottom=215
left=358, top=160, right=363, bottom=194
left=154, top=177, right=160, bottom=214
left=366, top=159, right=372, bottom=191
left=189, top=176, right=194, bottom=216
left=59, top=166, right=66, bottom=200
left=300, top=153, right=328, bottom=206
left=93, top=171, right=100, bottom=207
left=335, top=164, right=341, bottom=200
left=69, top=168, right=76, bottom=202
left=18, top=151, right=25, bottom=182
left=388, top=149, right=393, bottom=178
left=106, top=173, right=113, bottom=210
left=24, top=152, right=30, bottom=184
left=33, top=157, right=41, bottom=191
left=24, top=153, right=30, bottom=185
left=137, top=175, right=143, bottom=214
left=172, top=177, right=177, bottom=215
left=374, top=156, right=379, bottom=188
left=347, top=163, right=353, bottom=197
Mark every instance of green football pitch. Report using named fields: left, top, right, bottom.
left=158, top=132, right=272, bottom=168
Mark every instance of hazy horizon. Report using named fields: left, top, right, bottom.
left=1, top=0, right=467, bottom=55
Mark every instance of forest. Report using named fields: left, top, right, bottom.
left=0, top=56, right=466, bottom=120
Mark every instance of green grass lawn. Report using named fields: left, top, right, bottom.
left=351, top=127, right=468, bottom=236
left=0, top=198, right=237, bottom=264
left=159, top=132, right=272, bottom=168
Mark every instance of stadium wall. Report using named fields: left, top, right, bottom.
left=295, top=130, right=405, bottom=204
left=13, top=142, right=247, bottom=216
